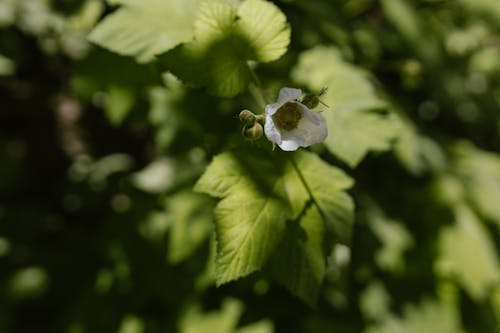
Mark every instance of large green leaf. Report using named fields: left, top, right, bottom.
left=88, top=0, right=198, bottom=62
left=195, top=149, right=354, bottom=304
left=161, top=0, right=290, bottom=97
left=195, top=150, right=292, bottom=285
left=292, top=46, right=401, bottom=167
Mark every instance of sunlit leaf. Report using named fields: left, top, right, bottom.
left=393, top=118, right=446, bottom=175
left=161, top=0, right=290, bottom=97
left=452, top=142, right=500, bottom=231
left=88, top=0, right=198, bottom=62
left=196, top=149, right=353, bottom=302
left=195, top=150, right=292, bottom=285
left=436, top=205, right=500, bottom=301
left=180, top=299, right=243, bottom=333
left=105, top=84, right=134, bottom=126
left=236, top=320, right=273, bottom=333
left=368, top=213, right=413, bottom=274
left=365, top=298, right=463, bottom=333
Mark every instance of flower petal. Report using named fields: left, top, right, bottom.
left=279, top=139, right=300, bottom=151
left=279, top=103, right=328, bottom=149
left=277, top=87, right=302, bottom=104
left=264, top=115, right=282, bottom=145
left=265, top=87, right=302, bottom=116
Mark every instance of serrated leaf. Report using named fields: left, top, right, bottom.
left=195, top=150, right=292, bottom=285
left=161, top=0, right=290, bottom=97
left=292, top=46, right=401, bottom=167
left=436, top=205, right=500, bottom=301
left=88, top=0, right=198, bottom=62
left=289, top=151, right=354, bottom=243
left=196, top=149, right=354, bottom=302
left=235, top=0, right=290, bottom=62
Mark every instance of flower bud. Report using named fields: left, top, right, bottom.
left=243, top=122, right=263, bottom=141
left=239, top=109, right=256, bottom=126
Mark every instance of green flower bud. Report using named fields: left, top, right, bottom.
left=239, top=109, right=256, bottom=126
left=243, top=122, right=263, bottom=141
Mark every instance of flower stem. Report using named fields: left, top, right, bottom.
left=248, top=65, right=270, bottom=110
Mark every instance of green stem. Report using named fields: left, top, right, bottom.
left=248, top=65, right=270, bottom=109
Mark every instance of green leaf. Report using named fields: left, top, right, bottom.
left=196, top=149, right=354, bottom=303
left=235, top=0, right=290, bottom=62
left=288, top=151, right=354, bottom=244
left=88, top=0, right=198, bottom=62
left=457, top=0, right=500, bottom=24
left=180, top=299, right=273, bottom=333
left=180, top=299, right=243, bottom=333
left=166, top=190, right=214, bottom=264
left=292, top=46, right=401, bottom=167
left=452, top=142, right=500, bottom=231
left=393, top=118, right=446, bottom=175
left=105, top=84, right=134, bottom=126
left=370, top=214, right=414, bottom=274
left=365, top=298, right=464, bottom=333
left=436, top=205, right=500, bottom=301
left=194, top=150, right=292, bottom=285
left=267, top=204, right=326, bottom=307
left=161, top=0, right=290, bottom=97
left=235, top=320, right=274, bottom=333
left=0, top=54, right=15, bottom=75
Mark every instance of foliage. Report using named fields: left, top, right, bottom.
left=2, top=0, right=500, bottom=332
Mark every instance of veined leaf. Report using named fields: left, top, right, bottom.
left=161, top=0, right=290, bottom=97
left=195, top=150, right=292, bottom=285
left=196, top=149, right=354, bottom=304
left=292, top=46, right=401, bottom=167
left=88, top=0, right=199, bottom=62
left=235, top=0, right=290, bottom=62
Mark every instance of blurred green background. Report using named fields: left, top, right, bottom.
left=1, top=0, right=500, bottom=332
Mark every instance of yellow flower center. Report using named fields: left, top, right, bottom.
left=272, top=102, right=302, bottom=131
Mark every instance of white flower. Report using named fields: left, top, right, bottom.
left=264, top=87, right=328, bottom=151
